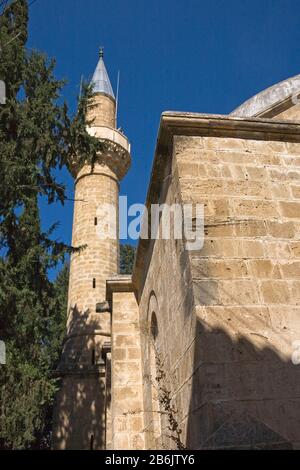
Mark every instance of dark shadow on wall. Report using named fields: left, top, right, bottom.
left=186, top=315, right=300, bottom=449
left=52, top=305, right=110, bottom=450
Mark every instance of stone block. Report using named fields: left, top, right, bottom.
left=260, top=281, right=291, bottom=304
left=280, top=202, right=300, bottom=219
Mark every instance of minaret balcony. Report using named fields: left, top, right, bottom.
left=68, top=124, right=131, bottom=181
left=87, top=125, right=131, bottom=154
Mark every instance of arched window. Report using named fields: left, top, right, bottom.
left=150, top=311, right=158, bottom=340
left=149, top=310, right=161, bottom=445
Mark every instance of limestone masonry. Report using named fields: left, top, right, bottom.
left=53, top=52, right=300, bottom=449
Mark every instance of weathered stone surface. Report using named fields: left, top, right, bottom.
left=132, top=114, right=300, bottom=450
left=56, top=93, right=300, bottom=450
left=110, top=287, right=145, bottom=450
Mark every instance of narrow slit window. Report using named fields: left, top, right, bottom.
left=90, top=434, right=94, bottom=450
left=94, top=217, right=98, bottom=226
left=93, top=278, right=96, bottom=289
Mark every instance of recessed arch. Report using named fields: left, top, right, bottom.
left=147, top=291, right=161, bottom=447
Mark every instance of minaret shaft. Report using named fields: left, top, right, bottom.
left=52, top=51, right=131, bottom=450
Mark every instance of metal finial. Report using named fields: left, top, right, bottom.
left=99, top=47, right=104, bottom=59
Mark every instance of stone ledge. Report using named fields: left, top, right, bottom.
left=106, top=275, right=133, bottom=301
left=161, top=111, right=300, bottom=139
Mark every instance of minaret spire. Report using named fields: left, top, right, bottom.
left=90, top=47, right=115, bottom=99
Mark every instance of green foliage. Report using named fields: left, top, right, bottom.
left=0, top=0, right=96, bottom=449
left=120, top=244, right=136, bottom=275
left=0, top=200, right=70, bottom=449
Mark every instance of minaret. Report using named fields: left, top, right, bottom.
left=53, top=49, right=131, bottom=450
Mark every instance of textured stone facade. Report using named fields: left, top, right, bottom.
left=107, top=277, right=145, bottom=450
left=54, top=66, right=300, bottom=449
left=177, top=134, right=300, bottom=449
left=133, top=112, right=300, bottom=449
left=133, top=152, right=195, bottom=449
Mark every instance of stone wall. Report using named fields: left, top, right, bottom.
left=109, top=283, right=145, bottom=450
left=52, top=372, right=106, bottom=450
left=175, top=135, right=300, bottom=448
left=136, top=148, right=196, bottom=450
left=134, top=117, right=300, bottom=449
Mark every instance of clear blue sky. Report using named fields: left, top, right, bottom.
left=27, top=0, right=300, bottom=278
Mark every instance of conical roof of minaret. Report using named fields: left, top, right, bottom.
left=90, top=48, right=115, bottom=99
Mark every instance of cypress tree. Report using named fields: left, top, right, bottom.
left=0, top=0, right=100, bottom=448
left=120, top=244, right=136, bottom=275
